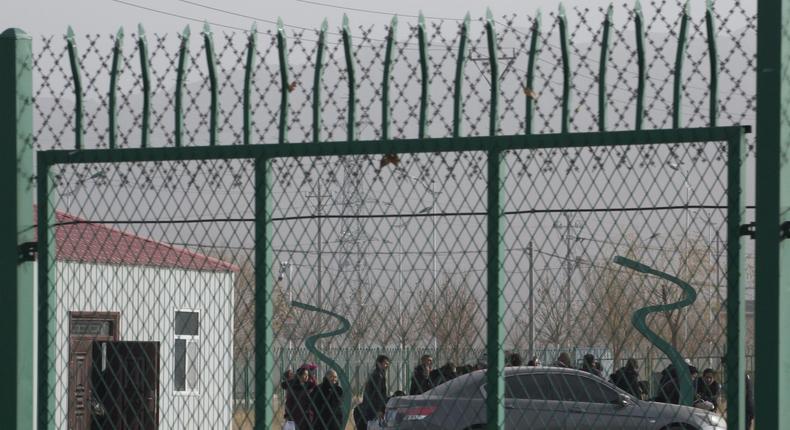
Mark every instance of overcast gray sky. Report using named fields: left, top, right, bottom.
left=4, top=0, right=755, bottom=38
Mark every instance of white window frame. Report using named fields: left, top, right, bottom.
left=174, top=308, right=201, bottom=395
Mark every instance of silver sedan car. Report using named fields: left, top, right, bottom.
left=382, top=367, right=726, bottom=430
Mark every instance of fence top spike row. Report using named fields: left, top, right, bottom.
left=59, top=3, right=720, bottom=150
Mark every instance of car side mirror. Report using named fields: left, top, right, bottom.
left=614, top=393, right=631, bottom=408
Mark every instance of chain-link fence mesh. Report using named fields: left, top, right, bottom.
left=30, top=1, right=755, bottom=429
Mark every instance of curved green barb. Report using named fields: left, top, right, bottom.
left=291, top=301, right=352, bottom=427
left=613, top=256, right=697, bottom=406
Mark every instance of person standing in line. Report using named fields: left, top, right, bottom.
left=508, top=353, right=524, bottom=367
left=696, top=368, right=721, bottom=411
left=553, top=352, right=572, bottom=368
left=409, top=354, right=434, bottom=395
left=280, top=369, right=297, bottom=430
left=291, top=367, right=317, bottom=430
left=359, top=355, right=390, bottom=429
left=580, top=353, right=604, bottom=378
left=610, top=358, right=644, bottom=399
left=313, top=370, right=344, bottom=430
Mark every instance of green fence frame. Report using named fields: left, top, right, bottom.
left=35, top=125, right=748, bottom=429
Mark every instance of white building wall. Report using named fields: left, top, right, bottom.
left=52, top=262, right=235, bottom=429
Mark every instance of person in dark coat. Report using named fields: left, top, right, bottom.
left=696, top=368, right=721, bottom=411
left=527, top=356, right=541, bottom=366
left=745, top=373, right=754, bottom=430
left=313, top=370, right=344, bottom=430
left=508, top=353, right=523, bottom=367
left=280, top=369, right=297, bottom=427
left=431, top=362, right=457, bottom=387
left=360, top=355, right=390, bottom=425
left=553, top=352, right=572, bottom=368
left=610, top=358, right=644, bottom=399
left=581, top=353, right=604, bottom=378
left=409, top=354, right=434, bottom=395
left=289, top=367, right=317, bottom=430
left=655, top=364, right=697, bottom=405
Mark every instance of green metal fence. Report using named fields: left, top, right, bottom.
left=4, top=0, right=783, bottom=429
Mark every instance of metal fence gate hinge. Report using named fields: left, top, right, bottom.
left=18, top=241, right=37, bottom=263
left=781, top=221, right=790, bottom=241
left=739, top=222, right=756, bottom=239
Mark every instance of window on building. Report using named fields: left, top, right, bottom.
left=174, top=310, right=199, bottom=393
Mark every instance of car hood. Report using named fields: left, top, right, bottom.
left=637, top=400, right=721, bottom=426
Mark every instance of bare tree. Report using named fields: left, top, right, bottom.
left=422, top=274, right=485, bottom=363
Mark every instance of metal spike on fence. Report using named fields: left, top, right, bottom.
left=312, top=19, right=327, bottom=143
left=341, top=14, right=356, bottom=142
left=634, top=0, right=645, bottom=131
left=598, top=5, right=613, bottom=132
left=203, top=22, right=218, bottom=147
left=137, top=24, right=151, bottom=148
left=705, top=0, right=718, bottom=127
left=65, top=26, right=83, bottom=150
left=558, top=3, right=571, bottom=134
left=382, top=15, right=397, bottom=142
left=108, top=27, right=124, bottom=149
left=175, top=25, right=190, bottom=147
left=417, top=12, right=429, bottom=139
left=485, top=9, right=499, bottom=137
left=525, top=10, right=541, bottom=135
left=453, top=13, right=470, bottom=138
left=243, top=23, right=257, bottom=146
left=277, top=18, right=289, bottom=144
left=673, top=1, right=690, bottom=129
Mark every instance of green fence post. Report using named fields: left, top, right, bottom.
left=255, top=156, right=275, bottom=429
left=484, top=11, right=505, bottom=429
left=756, top=0, right=790, bottom=429
left=726, top=129, right=746, bottom=429
left=486, top=142, right=505, bottom=430
left=0, top=27, right=35, bottom=430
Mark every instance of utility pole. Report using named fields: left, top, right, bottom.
left=553, top=213, right=583, bottom=347
left=528, top=241, right=535, bottom=360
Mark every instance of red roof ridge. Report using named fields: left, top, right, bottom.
left=35, top=208, right=239, bottom=273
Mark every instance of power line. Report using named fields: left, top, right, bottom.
left=292, top=0, right=463, bottom=21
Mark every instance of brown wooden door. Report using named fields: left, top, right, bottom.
left=92, top=341, right=160, bottom=430
left=68, top=312, right=120, bottom=430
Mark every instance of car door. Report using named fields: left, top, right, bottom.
left=504, top=373, right=571, bottom=430
left=551, top=373, right=647, bottom=430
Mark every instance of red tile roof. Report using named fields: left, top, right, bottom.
left=37, top=211, right=239, bottom=273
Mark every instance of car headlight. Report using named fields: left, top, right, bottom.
left=704, top=413, right=724, bottom=427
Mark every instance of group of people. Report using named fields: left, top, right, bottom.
left=281, top=352, right=755, bottom=430
left=280, top=364, right=344, bottom=430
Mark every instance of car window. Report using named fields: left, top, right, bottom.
left=427, top=372, right=482, bottom=398
left=548, top=374, right=618, bottom=403
left=505, top=374, right=562, bottom=401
